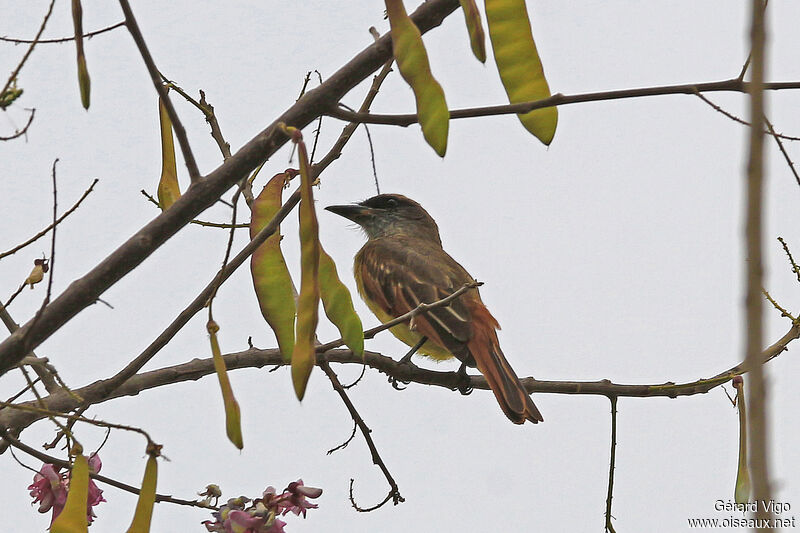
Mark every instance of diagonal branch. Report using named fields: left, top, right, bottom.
left=0, top=178, right=98, bottom=260
left=320, top=359, right=403, bottom=511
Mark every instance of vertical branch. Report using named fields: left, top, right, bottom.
left=744, top=0, right=773, bottom=525
left=604, top=396, right=618, bottom=533
left=117, top=0, right=201, bottom=182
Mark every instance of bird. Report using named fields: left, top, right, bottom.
left=325, top=193, right=543, bottom=424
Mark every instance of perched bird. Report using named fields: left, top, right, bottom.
left=326, top=194, right=543, bottom=424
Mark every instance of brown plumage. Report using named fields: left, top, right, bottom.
left=326, top=194, right=543, bottom=424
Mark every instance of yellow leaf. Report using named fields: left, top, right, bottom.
left=51, top=454, right=89, bottom=533
left=385, top=0, right=450, bottom=156
left=125, top=453, right=158, bottom=533
left=208, top=320, right=243, bottom=449
left=156, top=96, right=180, bottom=210
left=459, top=0, right=487, bottom=63
left=287, top=127, right=320, bottom=401
left=319, top=245, right=363, bottom=358
left=250, top=173, right=296, bottom=362
left=485, top=0, right=557, bottom=144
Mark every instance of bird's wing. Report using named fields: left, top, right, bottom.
left=357, top=238, right=474, bottom=353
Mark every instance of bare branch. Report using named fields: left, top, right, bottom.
left=0, top=108, right=35, bottom=141
left=743, top=0, right=773, bottom=524
left=117, top=0, right=201, bottom=182
left=0, top=21, right=125, bottom=44
left=1, top=0, right=55, bottom=101
left=326, top=78, right=800, bottom=126
left=3, top=318, right=797, bottom=440
left=320, top=359, right=403, bottom=511
left=604, top=396, right=618, bottom=533
left=0, top=178, right=98, bottom=260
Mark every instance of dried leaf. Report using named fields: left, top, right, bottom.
left=156, top=96, right=180, bottom=210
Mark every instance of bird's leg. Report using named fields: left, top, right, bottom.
left=454, top=362, right=473, bottom=396
left=389, top=336, right=427, bottom=390
left=399, top=336, right=427, bottom=364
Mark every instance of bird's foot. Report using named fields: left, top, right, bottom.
left=388, top=337, right=427, bottom=391
left=454, top=363, right=473, bottom=396
left=388, top=359, right=419, bottom=390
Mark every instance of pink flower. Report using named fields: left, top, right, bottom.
left=264, top=517, right=287, bottom=533
left=28, top=464, right=67, bottom=524
left=279, top=480, right=322, bottom=518
left=227, top=509, right=266, bottom=533
left=28, top=455, right=106, bottom=526
left=85, top=453, right=106, bottom=523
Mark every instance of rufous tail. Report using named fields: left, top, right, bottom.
left=468, top=308, right=543, bottom=424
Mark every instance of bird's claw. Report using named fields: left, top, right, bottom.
left=454, top=364, right=473, bottom=396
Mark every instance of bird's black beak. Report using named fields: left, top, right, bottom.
left=325, top=204, right=374, bottom=222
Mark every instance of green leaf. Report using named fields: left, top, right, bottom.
left=319, top=245, right=364, bottom=358
left=250, top=172, right=296, bottom=362
left=385, top=0, right=450, bottom=156
left=485, top=0, right=557, bottom=144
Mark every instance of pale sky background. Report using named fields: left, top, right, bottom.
left=3, top=1, right=800, bottom=532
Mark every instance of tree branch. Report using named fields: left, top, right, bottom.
left=744, top=0, right=773, bottom=524
left=0, top=178, right=98, bottom=260
left=0, top=0, right=462, bottom=376
left=117, top=0, right=201, bottom=182
left=0, top=21, right=125, bottom=45
left=325, top=78, right=800, bottom=126
left=2, top=319, right=797, bottom=440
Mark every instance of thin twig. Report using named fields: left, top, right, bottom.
left=320, top=359, right=404, bottom=511
left=118, top=0, right=201, bottom=181
left=694, top=91, right=800, bottom=141
left=327, top=422, right=358, bottom=455
left=0, top=21, right=125, bottom=44
left=0, top=0, right=55, bottom=101
left=0, top=108, right=35, bottom=141
left=315, top=282, right=482, bottom=353
left=762, top=288, right=795, bottom=320
left=0, top=178, right=98, bottom=260
left=777, top=237, right=800, bottom=283
left=764, top=116, right=800, bottom=187
left=139, top=189, right=248, bottom=228
left=0, top=427, right=203, bottom=508
left=326, top=78, right=800, bottom=126
left=604, top=396, right=618, bottom=533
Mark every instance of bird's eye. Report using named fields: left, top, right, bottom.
left=386, top=198, right=398, bottom=208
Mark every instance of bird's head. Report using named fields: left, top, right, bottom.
left=325, top=193, right=441, bottom=244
